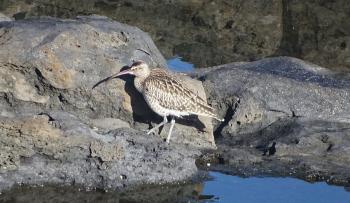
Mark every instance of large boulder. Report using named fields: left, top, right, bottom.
left=0, top=15, right=165, bottom=121
left=195, top=57, right=350, bottom=185
left=0, top=16, right=214, bottom=191
left=198, top=57, right=350, bottom=136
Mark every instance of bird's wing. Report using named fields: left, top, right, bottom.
left=143, top=69, right=217, bottom=117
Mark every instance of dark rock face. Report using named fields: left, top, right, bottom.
left=195, top=57, right=350, bottom=185
left=0, top=0, right=349, bottom=71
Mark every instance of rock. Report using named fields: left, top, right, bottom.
left=1, top=1, right=349, bottom=71
left=0, top=13, right=12, bottom=22
left=0, top=111, right=200, bottom=192
left=0, top=0, right=283, bottom=68
left=89, top=117, right=130, bottom=132
left=0, top=16, right=215, bottom=148
left=0, top=16, right=166, bottom=122
left=198, top=57, right=350, bottom=135
left=0, top=16, right=214, bottom=191
left=0, top=67, right=50, bottom=104
left=195, top=56, right=350, bottom=185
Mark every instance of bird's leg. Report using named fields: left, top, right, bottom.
left=166, top=117, right=176, bottom=144
left=147, top=116, right=168, bottom=135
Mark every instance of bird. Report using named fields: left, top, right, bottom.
left=93, top=60, right=224, bottom=143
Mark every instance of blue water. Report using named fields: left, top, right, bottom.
left=202, top=172, right=350, bottom=203
left=167, top=56, right=195, bottom=72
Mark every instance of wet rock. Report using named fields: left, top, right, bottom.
left=0, top=181, right=205, bottom=203
left=195, top=57, right=350, bottom=185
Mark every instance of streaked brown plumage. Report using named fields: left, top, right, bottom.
left=141, top=68, right=222, bottom=119
left=93, top=60, right=223, bottom=143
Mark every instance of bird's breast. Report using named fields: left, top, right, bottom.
left=133, top=77, right=144, bottom=93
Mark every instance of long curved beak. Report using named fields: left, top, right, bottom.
left=92, top=69, right=134, bottom=89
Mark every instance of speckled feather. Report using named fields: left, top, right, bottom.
left=136, top=68, right=222, bottom=121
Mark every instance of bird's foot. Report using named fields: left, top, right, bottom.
left=147, top=129, right=156, bottom=135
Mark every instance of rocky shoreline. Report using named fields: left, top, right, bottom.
left=195, top=57, right=350, bottom=186
left=0, top=15, right=350, bottom=192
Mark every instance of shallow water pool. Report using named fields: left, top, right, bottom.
left=203, top=172, right=350, bottom=203
left=1, top=171, right=349, bottom=203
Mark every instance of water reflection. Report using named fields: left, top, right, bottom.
left=1, top=172, right=349, bottom=203
left=203, top=172, right=350, bottom=203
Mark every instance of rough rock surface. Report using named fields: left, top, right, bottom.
left=0, top=1, right=349, bottom=71
left=0, top=16, right=215, bottom=147
left=0, top=16, right=214, bottom=191
left=195, top=57, right=350, bottom=185
left=0, top=12, right=12, bottom=22
left=0, top=112, right=199, bottom=192
left=0, top=15, right=165, bottom=120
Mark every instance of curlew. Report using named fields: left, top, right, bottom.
left=93, top=61, right=224, bottom=143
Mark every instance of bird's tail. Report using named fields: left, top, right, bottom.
left=191, top=102, right=225, bottom=122
left=197, top=112, right=225, bottom=122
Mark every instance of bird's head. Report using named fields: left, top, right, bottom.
left=119, top=60, right=150, bottom=78
left=92, top=60, right=150, bottom=89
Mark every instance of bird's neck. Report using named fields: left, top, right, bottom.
left=134, top=76, right=146, bottom=93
